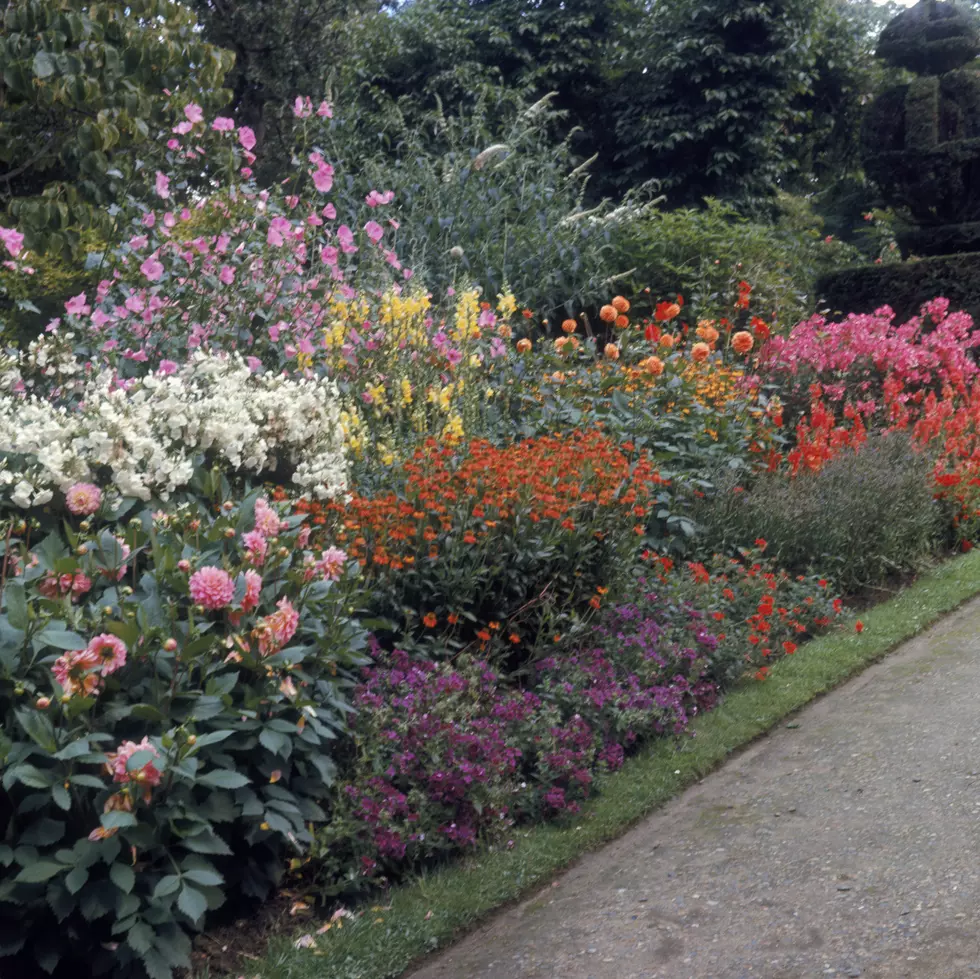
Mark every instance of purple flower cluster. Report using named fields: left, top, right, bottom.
left=317, top=603, right=720, bottom=892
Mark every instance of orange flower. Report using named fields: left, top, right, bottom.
left=463, top=531, right=477, bottom=544
left=750, top=316, right=771, bottom=341
left=447, top=613, right=460, bottom=625
left=476, top=629, right=491, bottom=642
left=561, top=318, right=577, bottom=334
left=655, top=301, right=681, bottom=322
left=516, top=338, right=532, bottom=353
left=612, top=296, right=630, bottom=313
left=691, top=342, right=710, bottom=363
left=638, top=355, right=665, bottom=376
left=599, top=304, right=617, bottom=323
left=732, top=331, right=754, bottom=355
left=658, top=334, right=675, bottom=349
left=589, top=596, right=602, bottom=609
left=423, top=612, right=437, bottom=628
left=615, top=314, right=630, bottom=329
left=696, top=321, right=719, bottom=344
left=604, top=343, right=620, bottom=360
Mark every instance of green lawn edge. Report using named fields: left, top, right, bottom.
left=254, top=549, right=980, bottom=979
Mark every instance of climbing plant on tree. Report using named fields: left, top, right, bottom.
left=0, top=0, right=232, bottom=255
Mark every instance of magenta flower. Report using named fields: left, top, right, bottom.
left=184, top=102, right=204, bottom=123
left=212, top=116, right=235, bottom=132
left=140, top=256, right=164, bottom=281
left=64, top=292, right=91, bottom=317
left=154, top=171, right=170, bottom=199
left=364, top=220, right=384, bottom=245
left=189, top=566, right=235, bottom=610
left=219, top=265, right=235, bottom=285
left=243, top=530, right=267, bottom=566
left=317, top=546, right=347, bottom=581
left=65, top=482, right=102, bottom=515
left=317, top=100, right=333, bottom=118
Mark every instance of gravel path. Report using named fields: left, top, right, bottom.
left=409, top=597, right=980, bottom=979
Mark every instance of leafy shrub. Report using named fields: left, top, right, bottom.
left=611, top=196, right=860, bottom=329
left=302, top=430, right=666, bottom=657
left=0, top=493, right=366, bottom=978
left=313, top=605, right=717, bottom=897
left=691, top=433, right=949, bottom=592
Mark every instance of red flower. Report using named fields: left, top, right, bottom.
left=423, top=612, right=437, bottom=628
left=855, top=620, right=864, bottom=633
left=782, top=641, right=797, bottom=656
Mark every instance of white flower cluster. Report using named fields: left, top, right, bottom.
left=0, top=352, right=348, bottom=506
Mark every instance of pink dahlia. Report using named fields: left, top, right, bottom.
left=317, top=546, right=347, bottom=581
left=107, top=737, right=162, bottom=787
left=38, top=571, right=92, bottom=600
left=189, top=566, right=235, bottom=610
left=52, top=648, right=102, bottom=698
left=87, top=633, right=128, bottom=676
left=254, top=597, right=299, bottom=656
left=253, top=497, right=282, bottom=537
left=65, top=482, right=102, bottom=516
left=241, top=569, right=262, bottom=612
left=242, top=530, right=267, bottom=566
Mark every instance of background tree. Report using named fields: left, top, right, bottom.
left=0, top=0, right=233, bottom=255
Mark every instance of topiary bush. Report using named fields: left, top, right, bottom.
left=0, top=491, right=366, bottom=978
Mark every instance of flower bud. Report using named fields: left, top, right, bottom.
left=120, top=586, right=133, bottom=596
left=163, top=638, right=178, bottom=652
left=79, top=520, right=91, bottom=532
left=177, top=559, right=191, bottom=573
left=129, top=517, right=142, bottom=528
left=223, top=501, right=234, bottom=511
left=35, top=696, right=51, bottom=709
left=278, top=546, right=289, bottom=558
left=186, top=734, right=197, bottom=746
left=224, top=528, right=236, bottom=539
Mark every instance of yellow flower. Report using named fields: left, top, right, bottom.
left=400, top=378, right=413, bottom=406
left=497, top=291, right=518, bottom=318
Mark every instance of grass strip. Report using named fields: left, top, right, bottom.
left=253, top=549, right=980, bottom=979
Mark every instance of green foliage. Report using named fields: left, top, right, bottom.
left=608, top=0, right=820, bottom=207
left=691, top=433, right=949, bottom=593
left=612, top=196, right=860, bottom=328
left=816, top=251, right=980, bottom=323
left=319, top=96, right=653, bottom=315
left=0, top=0, right=233, bottom=255
left=0, top=494, right=367, bottom=977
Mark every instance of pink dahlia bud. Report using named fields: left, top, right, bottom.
left=188, top=566, right=235, bottom=610
left=65, top=482, right=102, bottom=516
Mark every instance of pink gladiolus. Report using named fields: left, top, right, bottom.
left=154, top=172, right=170, bottom=199
left=212, top=117, right=235, bottom=132
left=189, top=566, right=235, bottom=610
left=238, top=126, right=257, bottom=151
left=65, top=482, right=102, bottom=515
left=184, top=102, right=204, bottom=123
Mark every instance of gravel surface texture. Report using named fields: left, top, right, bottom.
left=409, top=598, right=980, bottom=979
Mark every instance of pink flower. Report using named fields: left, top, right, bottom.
left=172, top=121, right=193, bottom=135
left=243, top=530, right=267, bottom=566
left=65, top=482, right=102, bottom=515
left=238, top=126, right=257, bottom=151
left=158, top=359, right=178, bottom=375
left=219, top=265, right=235, bottom=285
left=253, top=497, right=282, bottom=537
left=108, top=738, right=162, bottom=787
left=337, top=225, right=357, bottom=254
left=0, top=226, right=24, bottom=258
left=212, top=116, right=235, bottom=132
left=140, top=257, right=164, bottom=281
left=189, top=566, right=235, bottom=610
left=312, top=164, right=334, bottom=193
left=293, top=96, right=312, bottom=118
left=154, top=172, right=170, bottom=199
left=317, top=100, right=333, bottom=118
left=184, top=102, right=204, bottom=124
left=296, top=526, right=311, bottom=548
left=64, top=292, right=90, bottom=316
left=317, top=546, right=347, bottom=581
left=320, top=245, right=339, bottom=267
left=38, top=571, right=92, bottom=600
left=87, top=633, right=128, bottom=676
left=241, top=569, right=263, bottom=612
left=254, top=597, right=299, bottom=656
left=365, top=190, right=394, bottom=207
left=52, top=648, right=102, bottom=698
left=364, top=220, right=384, bottom=245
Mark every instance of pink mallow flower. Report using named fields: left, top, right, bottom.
left=108, top=737, right=162, bottom=787
left=254, top=597, right=299, bottom=656
left=189, top=566, right=235, bottom=610
left=87, top=633, right=128, bottom=676
left=65, top=292, right=91, bottom=317
left=65, top=482, right=102, bottom=515
left=154, top=171, right=170, bottom=199
left=0, top=226, right=24, bottom=258
left=184, top=102, right=204, bottom=124
left=212, top=117, right=235, bottom=132
left=238, top=126, right=257, bottom=151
